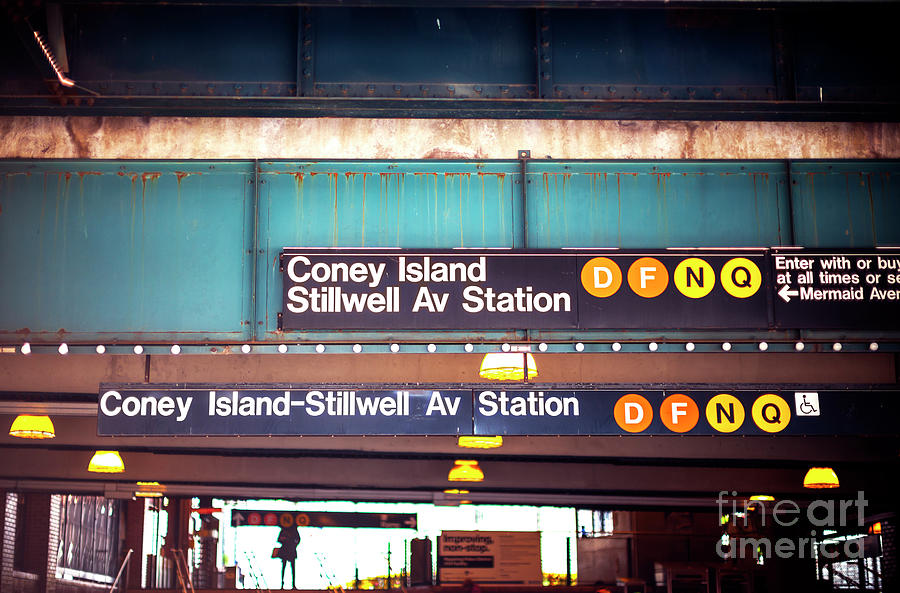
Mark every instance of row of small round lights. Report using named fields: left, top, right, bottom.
left=16, top=341, right=885, bottom=354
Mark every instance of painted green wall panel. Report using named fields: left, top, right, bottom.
left=1, top=159, right=897, bottom=344
left=256, top=161, right=520, bottom=338
left=526, top=162, right=789, bottom=248
left=791, top=162, right=900, bottom=247
left=0, top=161, right=253, bottom=342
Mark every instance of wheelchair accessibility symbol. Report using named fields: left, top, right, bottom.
left=794, top=392, right=820, bottom=417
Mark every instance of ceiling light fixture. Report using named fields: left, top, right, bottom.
left=803, top=466, right=839, bottom=489
left=448, top=460, right=484, bottom=482
left=457, top=436, right=503, bottom=449
left=9, top=415, right=56, bottom=439
left=478, top=352, right=537, bottom=381
left=88, top=451, right=125, bottom=474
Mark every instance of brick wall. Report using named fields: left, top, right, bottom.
left=1, top=492, right=40, bottom=593
left=883, top=518, right=897, bottom=593
left=1, top=492, right=112, bottom=593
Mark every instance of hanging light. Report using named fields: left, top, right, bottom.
left=8, top=415, right=56, bottom=439
left=88, top=451, right=125, bottom=473
left=448, top=460, right=484, bottom=482
left=478, top=352, right=537, bottom=381
left=457, top=436, right=503, bottom=449
left=134, top=481, right=165, bottom=497
left=803, top=467, right=839, bottom=489
left=749, top=495, right=775, bottom=502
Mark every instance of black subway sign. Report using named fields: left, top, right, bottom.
left=772, top=251, right=900, bottom=328
left=98, top=385, right=899, bottom=437
left=230, top=509, right=417, bottom=529
left=280, top=248, right=899, bottom=330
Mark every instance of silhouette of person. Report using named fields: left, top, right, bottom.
left=275, top=525, right=301, bottom=588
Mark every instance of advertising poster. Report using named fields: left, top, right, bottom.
left=438, top=531, right=542, bottom=585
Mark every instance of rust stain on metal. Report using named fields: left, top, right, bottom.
left=174, top=171, right=202, bottom=183
left=141, top=172, right=162, bottom=184
left=76, top=171, right=102, bottom=180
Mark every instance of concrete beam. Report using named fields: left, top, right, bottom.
left=2, top=117, right=899, bottom=160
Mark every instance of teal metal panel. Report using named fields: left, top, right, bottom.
left=526, top=162, right=790, bottom=248
left=790, top=162, right=900, bottom=247
left=0, top=161, right=254, bottom=343
left=256, top=161, right=521, bottom=340
left=2, top=159, right=897, bottom=345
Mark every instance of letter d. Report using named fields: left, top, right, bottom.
left=624, top=402, right=644, bottom=424
left=593, top=267, right=613, bottom=289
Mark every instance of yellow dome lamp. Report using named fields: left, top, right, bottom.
left=479, top=352, right=537, bottom=381
left=88, top=451, right=126, bottom=474
left=457, top=435, right=503, bottom=449
left=8, top=414, right=56, bottom=439
left=447, top=460, right=484, bottom=482
left=134, top=482, right=166, bottom=498
left=803, top=467, right=840, bottom=489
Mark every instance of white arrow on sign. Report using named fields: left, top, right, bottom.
left=232, top=511, right=246, bottom=526
left=778, top=285, right=799, bottom=303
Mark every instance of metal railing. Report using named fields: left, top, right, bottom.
left=106, top=548, right=133, bottom=593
